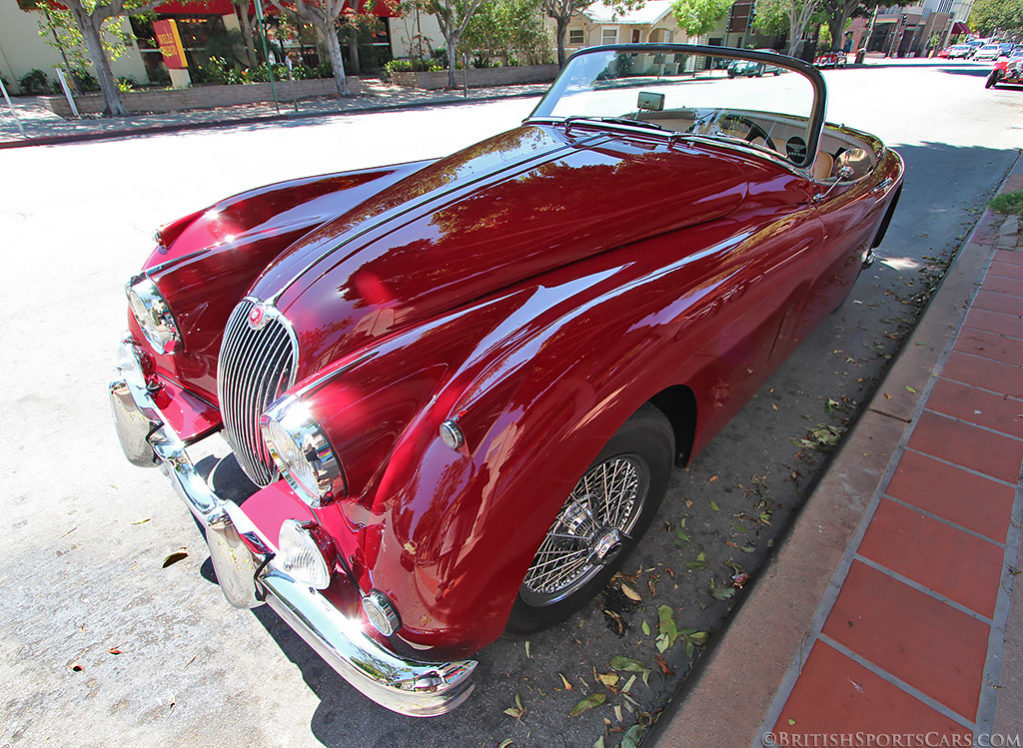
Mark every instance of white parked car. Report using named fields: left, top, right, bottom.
left=944, top=45, right=975, bottom=59
left=974, top=44, right=1003, bottom=61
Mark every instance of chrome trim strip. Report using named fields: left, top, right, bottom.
left=111, top=339, right=477, bottom=716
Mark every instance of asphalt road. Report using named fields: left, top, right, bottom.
left=1, top=58, right=1021, bottom=747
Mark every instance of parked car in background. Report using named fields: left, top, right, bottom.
left=974, top=44, right=1004, bottom=61
left=111, top=44, right=903, bottom=716
left=986, top=54, right=1023, bottom=87
left=727, top=50, right=784, bottom=77
left=814, top=50, right=848, bottom=68
left=942, top=44, right=976, bottom=58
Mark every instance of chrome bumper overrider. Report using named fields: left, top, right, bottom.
left=109, top=336, right=476, bottom=716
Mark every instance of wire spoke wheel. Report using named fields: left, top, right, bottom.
left=520, top=455, right=648, bottom=606
left=506, top=404, right=674, bottom=634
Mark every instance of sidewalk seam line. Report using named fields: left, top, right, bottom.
left=882, top=493, right=1009, bottom=547
left=920, top=407, right=1023, bottom=445
left=816, top=635, right=977, bottom=730
left=852, top=553, right=996, bottom=623
left=947, top=348, right=1023, bottom=373
left=902, top=446, right=1019, bottom=487
left=939, top=373, right=1023, bottom=400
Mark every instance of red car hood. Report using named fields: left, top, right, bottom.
left=248, top=124, right=752, bottom=374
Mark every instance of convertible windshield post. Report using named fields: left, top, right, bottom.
left=527, top=44, right=827, bottom=171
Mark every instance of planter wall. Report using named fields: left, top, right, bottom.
left=390, top=64, right=558, bottom=90
left=41, top=77, right=361, bottom=117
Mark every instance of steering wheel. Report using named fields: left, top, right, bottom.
left=687, top=114, right=776, bottom=151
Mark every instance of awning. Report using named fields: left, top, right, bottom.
left=951, top=21, right=971, bottom=34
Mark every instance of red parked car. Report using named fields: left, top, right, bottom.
left=111, top=45, right=903, bottom=715
left=814, top=50, right=848, bottom=67
left=987, top=55, right=1023, bottom=87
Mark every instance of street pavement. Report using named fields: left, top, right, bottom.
left=1, top=57, right=1022, bottom=746
left=0, top=77, right=550, bottom=147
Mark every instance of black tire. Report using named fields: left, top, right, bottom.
left=506, top=404, right=675, bottom=634
left=986, top=70, right=1001, bottom=89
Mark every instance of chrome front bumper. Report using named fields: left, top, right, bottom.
left=109, top=336, right=476, bottom=717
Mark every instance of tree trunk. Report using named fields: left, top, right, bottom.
left=238, top=6, right=257, bottom=66
left=827, top=10, right=845, bottom=50
left=556, top=16, right=569, bottom=68
left=447, top=35, right=458, bottom=89
left=322, top=26, right=349, bottom=96
left=348, top=31, right=361, bottom=75
left=71, top=5, right=127, bottom=116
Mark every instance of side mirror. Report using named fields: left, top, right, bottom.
left=812, top=166, right=855, bottom=203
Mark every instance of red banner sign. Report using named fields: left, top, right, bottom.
left=153, top=19, right=188, bottom=69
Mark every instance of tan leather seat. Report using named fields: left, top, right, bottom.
left=812, top=151, right=834, bottom=181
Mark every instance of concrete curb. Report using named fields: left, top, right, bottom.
left=651, top=152, right=1023, bottom=746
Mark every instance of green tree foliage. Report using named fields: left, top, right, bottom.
left=969, top=0, right=1023, bottom=36
left=33, top=0, right=174, bottom=116
left=462, top=0, right=551, bottom=65
left=542, top=0, right=591, bottom=67
left=543, top=0, right=644, bottom=68
left=752, top=0, right=821, bottom=53
left=34, top=4, right=131, bottom=79
left=424, top=0, right=488, bottom=87
left=269, top=0, right=363, bottom=96
left=670, top=0, right=735, bottom=36
left=817, top=0, right=914, bottom=53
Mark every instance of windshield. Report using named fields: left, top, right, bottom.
left=529, top=45, right=825, bottom=169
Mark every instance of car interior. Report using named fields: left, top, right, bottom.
left=633, top=101, right=876, bottom=182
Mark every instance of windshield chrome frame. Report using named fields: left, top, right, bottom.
left=525, top=44, right=828, bottom=171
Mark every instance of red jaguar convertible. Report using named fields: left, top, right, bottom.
left=111, top=45, right=903, bottom=715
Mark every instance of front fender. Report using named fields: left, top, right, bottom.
left=136, top=161, right=435, bottom=404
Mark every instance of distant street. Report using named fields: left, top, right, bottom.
left=1, top=57, right=1021, bottom=747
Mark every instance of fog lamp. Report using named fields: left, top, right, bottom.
left=272, top=519, right=331, bottom=589
left=362, top=589, right=401, bottom=636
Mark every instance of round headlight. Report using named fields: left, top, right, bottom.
left=126, top=277, right=181, bottom=354
left=273, top=519, right=331, bottom=589
left=261, top=396, right=346, bottom=507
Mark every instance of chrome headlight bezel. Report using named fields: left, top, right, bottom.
left=261, top=395, right=347, bottom=508
left=126, top=276, right=181, bottom=354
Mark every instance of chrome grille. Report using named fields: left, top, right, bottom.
left=217, top=298, right=299, bottom=486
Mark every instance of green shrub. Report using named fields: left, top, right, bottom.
left=384, top=58, right=444, bottom=78
left=72, top=70, right=99, bottom=93
left=990, top=190, right=1023, bottom=216
left=19, top=68, right=49, bottom=95
left=384, top=58, right=413, bottom=75
left=116, top=76, right=141, bottom=92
